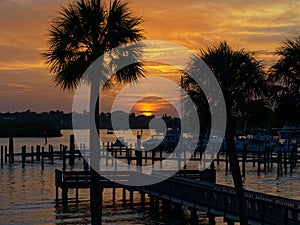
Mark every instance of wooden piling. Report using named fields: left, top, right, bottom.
left=122, top=188, right=126, bottom=205
left=129, top=189, right=134, bottom=208
left=277, top=150, right=280, bottom=178
left=225, top=150, right=229, bottom=174
left=62, top=188, right=68, bottom=209
left=9, top=136, right=14, bottom=163
left=75, top=177, right=79, bottom=205
left=22, top=145, right=26, bottom=168
left=263, top=145, right=267, bottom=172
left=136, top=134, right=142, bottom=167
left=41, top=147, right=44, bottom=170
left=31, top=146, right=34, bottom=163
left=69, top=135, right=75, bottom=166
left=59, top=144, right=63, bottom=160
left=152, top=149, right=155, bottom=166
left=208, top=212, right=216, bottom=225
left=140, top=192, right=145, bottom=209
left=48, top=144, right=51, bottom=160
left=150, top=195, right=154, bottom=212
left=257, top=143, right=261, bottom=175
left=50, top=145, right=54, bottom=164
left=1, top=146, right=3, bottom=168
left=36, top=145, right=40, bottom=161
left=63, top=145, right=67, bottom=171
left=242, top=143, right=247, bottom=178
left=112, top=188, right=116, bottom=207
left=284, top=151, right=287, bottom=175
left=290, top=150, right=294, bottom=176
left=4, top=146, right=7, bottom=163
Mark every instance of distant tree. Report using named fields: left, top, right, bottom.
left=44, top=0, right=144, bottom=224
left=183, top=42, right=267, bottom=225
left=269, top=36, right=300, bottom=125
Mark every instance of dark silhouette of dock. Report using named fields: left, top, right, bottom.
left=1, top=135, right=300, bottom=224
left=54, top=169, right=300, bottom=225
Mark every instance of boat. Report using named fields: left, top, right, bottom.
left=142, top=126, right=180, bottom=152
left=142, top=134, right=164, bottom=150
left=113, top=137, right=126, bottom=147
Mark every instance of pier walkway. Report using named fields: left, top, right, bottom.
left=55, top=169, right=300, bottom=225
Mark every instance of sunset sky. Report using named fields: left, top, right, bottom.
left=0, top=0, right=299, bottom=116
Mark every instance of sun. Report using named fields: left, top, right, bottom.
left=142, top=111, right=153, bottom=116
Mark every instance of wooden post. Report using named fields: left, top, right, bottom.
left=290, top=151, right=293, bottom=176
left=62, top=188, right=68, bottom=209
left=277, top=149, right=282, bottom=177
left=36, top=145, right=40, bottom=161
left=151, top=149, right=155, bottom=167
left=136, top=134, right=142, bottom=168
left=190, top=208, right=199, bottom=224
left=145, top=150, right=148, bottom=163
left=59, top=144, right=63, bottom=160
left=183, top=149, right=187, bottom=170
left=149, top=195, right=154, bottom=212
left=208, top=212, right=215, bottom=225
left=122, top=188, right=126, bottom=205
left=106, top=143, right=109, bottom=167
left=9, top=136, right=14, bottom=163
left=225, top=150, right=229, bottom=174
left=263, top=144, right=267, bottom=172
left=140, top=192, right=145, bottom=209
left=63, top=145, right=67, bottom=171
left=129, top=144, right=133, bottom=165
left=41, top=147, right=44, bottom=170
left=79, top=143, right=82, bottom=160
left=126, top=146, right=130, bottom=165
left=257, top=143, right=261, bottom=175
left=112, top=187, right=116, bottom=207
left=48, top=144, right=51, bottom=160
left=284, top=150, right=287, bottom=175
left=4, top=146, right=7, bottom=163
left=242, top=143, right=247, bottom=178
left=76, top=177, right=79, bottom=205
left=31, top=146, right=34, bottom=163
left=22, top=145, right=26, bottom=168
left=69, top=134, right=75, bottom=166
left=270, top=147, right=273, bottom=170
left=50, top=145, right=54, bottom=164
left=159, top=147, right=163, bottom=169
left=129, top=189, right=134, bottom=208
left=277, top=150, right=280, bottom=178
left=267, top=146, right=270, bottom=172
left=1, top=146, right=3, bottom=168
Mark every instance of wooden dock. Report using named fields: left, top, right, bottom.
left=55, top=169, right=300, bottom=225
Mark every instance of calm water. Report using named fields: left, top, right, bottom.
left=0, top=130, right=299, bottom=224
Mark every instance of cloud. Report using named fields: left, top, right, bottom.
left=0, top=0, right=300, bottom=112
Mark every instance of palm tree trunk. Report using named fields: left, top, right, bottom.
left=226, top=112, right=248, bottom=225
left=90, top=80, right=102, bottom=225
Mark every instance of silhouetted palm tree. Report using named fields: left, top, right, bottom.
left=269, top=36, right=300, bottom=124
left=182, top=42, right=267, bottom=225
left=44, top=0, right=144, bottom=224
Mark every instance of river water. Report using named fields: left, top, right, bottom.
left=0, top=130, right=299, bottom=224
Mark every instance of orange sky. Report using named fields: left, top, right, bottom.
left=0, top=0, right=299, bottom=115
